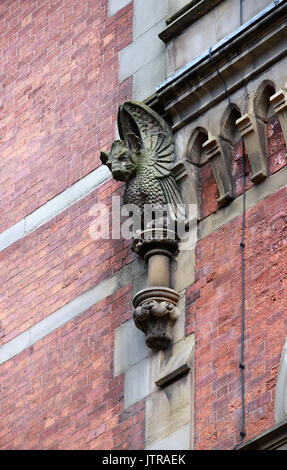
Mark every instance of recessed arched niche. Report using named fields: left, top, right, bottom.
left=220, top=104, right=242, bottom=146
left=185, top=127, right=209, bottom=167
left=219, top=104, right=253, bottom=197
left=253, top=81, right=286, bottom=176
left=185, top=127, right=219, bottom=220
left=254, top=80, right=276, bottom=122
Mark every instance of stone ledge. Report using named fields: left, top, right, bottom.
left=159, top=0, right=224, bottom=43
left=237, top=420, right=287, bottom=450
left=155, top=335, right=195, bottom=387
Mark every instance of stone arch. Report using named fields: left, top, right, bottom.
left=253, top=80, right=276, bottom=122
left=253, top=80, right=287, bottom=176
left=185, top=127, right=208, bottom=166
left=220, top=104, right=242, bottom=144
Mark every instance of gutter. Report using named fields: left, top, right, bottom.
left=156, top=0, right=286, bottom=94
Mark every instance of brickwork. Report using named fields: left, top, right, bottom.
left=0, top=0, right=287, bottom=452
left=0, top=0, right=133, bottom=232
left=0, top=0, right=141, bottom=451
left=200, top=114, right=286, bottom=220
left=186, top=184, right=287, bottom=449
left=0, top=285, right=145, bottom=450
left=0, top=178, right=136, bottom=347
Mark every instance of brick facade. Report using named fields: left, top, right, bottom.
left=0, top=0, right=139, bottom=450
left=187, top=182, right=287, bottom=449
left=0, top=0, right=287, bottom=451
left=0, top=0, right=132, bottom=232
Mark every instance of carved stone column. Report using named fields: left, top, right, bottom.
left=132, top=227, right=180, bottom=350
left=100, top=101, right=184, bottom=351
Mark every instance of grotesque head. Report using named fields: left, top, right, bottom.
left=100, top=140, right=137, bottom=182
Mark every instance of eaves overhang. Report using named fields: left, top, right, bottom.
left=146, top=0, right=287, bottom=131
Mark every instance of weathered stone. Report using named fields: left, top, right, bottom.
left=172, top=160, right=200, bottom=214
left=202, top=137, right=233, bottom=207
left=119, top=21, right=165, bottom=82
left=133, top=287, right=181, bottom=351
left=102, top=101, right=186, bottom=352
left=241, top=0, right=273, bottom=23
left=100, top=101, right=184, bottom=219
left=114, top=320, right=150, bottom=377
left=168, top=0, right=193, bottom=18
left=198, top=165, right=287, bottom=240
left=172, top=294, right=186, bottom=344
left=145, top=372, right=192, bottom=447
left=161, top=0, right=223, bottom=43
left=155, top=334, right=195, bottom=386
left=236, top=113, right=268, bottom=184
left=108, top=0, right=131, bottom=16
left=158, top=4, right=287, bottom=131
left=124, top=357, right=151, bottom=409
left=146, top=423, right=191, bottom=450
left=173, top=245, right=195, bottom=292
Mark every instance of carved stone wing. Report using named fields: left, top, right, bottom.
left=118, top=101, right=175, bottom=178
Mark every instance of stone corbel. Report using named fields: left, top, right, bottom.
left=202, top=137, right=233, bottom=207
left=236, top=113, right=268, bottom=184
left=270, top=89, right=287, bottom=147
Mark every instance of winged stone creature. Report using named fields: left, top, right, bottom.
left=100, top=101, right=185, bottom=226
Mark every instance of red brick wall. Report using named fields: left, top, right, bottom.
left=200, top=114, right=286, bottom=220
left=186, top=184, right=287, bottom=449
left=0, top=285, right=145, bottom=450
left=0, top=179, right=135, bottom=346
left=0, top=0, right=142, bottom=451
left=0, top=0, right=133, bottom=232
left=1, top=0, right=287, bottom=452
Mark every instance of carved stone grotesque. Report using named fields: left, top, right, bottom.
left=100, top=101, right=183, bottom=218
left=133, top=288, right=180, bottom=351
left=100, top=101, right=184, bottom=350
